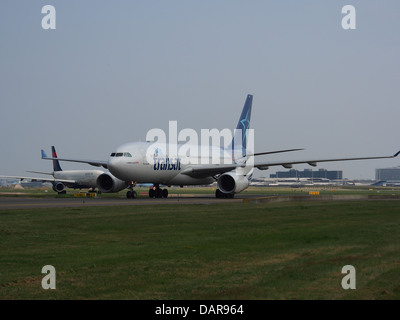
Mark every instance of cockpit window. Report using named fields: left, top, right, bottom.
left=110, top=152, right=132, bottom=157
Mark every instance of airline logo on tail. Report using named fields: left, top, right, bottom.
left=232, top=94, right=253, bottom=161
left=51, top=146, right=63, bottom=172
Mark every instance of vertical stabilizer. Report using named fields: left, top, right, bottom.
left=231, top=94, right=253, bottom=161
left=51, top=146, right=63, bottom=172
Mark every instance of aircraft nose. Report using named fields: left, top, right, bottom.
left=107, top=157, right=121, bottom=176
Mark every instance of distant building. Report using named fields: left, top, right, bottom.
left=375, top=167, right=400, bottom=181
left=0, top=178, right=19, bottom=187
left=270, top=168, right=343, bottom=180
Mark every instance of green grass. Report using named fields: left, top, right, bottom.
left=1, top=200, right=400, bottom=299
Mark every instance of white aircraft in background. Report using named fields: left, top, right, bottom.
left=1, top=146, right=128, bottom=195
left=42, top=94, right=400, bottom=199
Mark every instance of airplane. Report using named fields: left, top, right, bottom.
left=1, top=146, right=129, bottom=195
left=41, top=94, right=400, bottom=199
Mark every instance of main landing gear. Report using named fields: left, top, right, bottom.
left=149, top=184, right=168, bottom=198
left=126, top=183, right=169, bottom=199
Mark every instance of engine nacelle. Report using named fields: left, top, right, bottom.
left=52, top=182, right=66, bottom=193
left=217, top=172, right=250, bottom=194
left=97, top=173, right=128, bottom=193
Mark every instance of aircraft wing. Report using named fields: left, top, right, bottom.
left=0, top=175, right=76, bottom=184
left=180, top=148, right=305, bottom=178
left=180, top=164, right=238, bottom=178
left=181, top=150, right=400, bottom=177
left=254, top=150, right=400, bottom=170
left=41, top=154, right=108, bottom=169
left=249, top=148, right=305, bottom=156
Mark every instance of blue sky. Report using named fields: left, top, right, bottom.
left=1, top=1, right=399, bottom=179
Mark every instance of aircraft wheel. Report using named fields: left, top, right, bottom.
left=162, top=189, right=168, bottom=198
left=127, top=190, right=137, bottom=199
left=215, top=189, right=223, bottom=198
left=149, top=188, right=155, bottom=198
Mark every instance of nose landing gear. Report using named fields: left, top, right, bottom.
left=126, top=182, right=137, bottom=199
left=126, top=190, right=137, bottom=199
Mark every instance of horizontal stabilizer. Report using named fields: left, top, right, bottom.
left=26, top=170, right=53, bottom=176
left=0, top=175, right=76, bottom=184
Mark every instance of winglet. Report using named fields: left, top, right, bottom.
left=393, top=150, right=400, bottom=158
left=41, top=149, right=48, bottom=159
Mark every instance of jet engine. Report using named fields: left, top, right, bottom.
left=97, top=173, right=128, bottom=193
left=52, top=182, right=66, bottom=193
left=217, top=172, right=250, bottom=194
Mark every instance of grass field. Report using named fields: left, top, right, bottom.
left=1, top=199, right=400, bottom=299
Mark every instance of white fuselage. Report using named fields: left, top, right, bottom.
left=107, top=142, right=250, bottom=186
left=53, top=170, right=104, bottom=188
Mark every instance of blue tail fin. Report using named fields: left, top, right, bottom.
left=51, top=146, right=63, bottom=172
left=231, top=94, right=253, bottom=160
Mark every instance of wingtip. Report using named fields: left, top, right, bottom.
left=393, top=150, right=400, bottom=158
